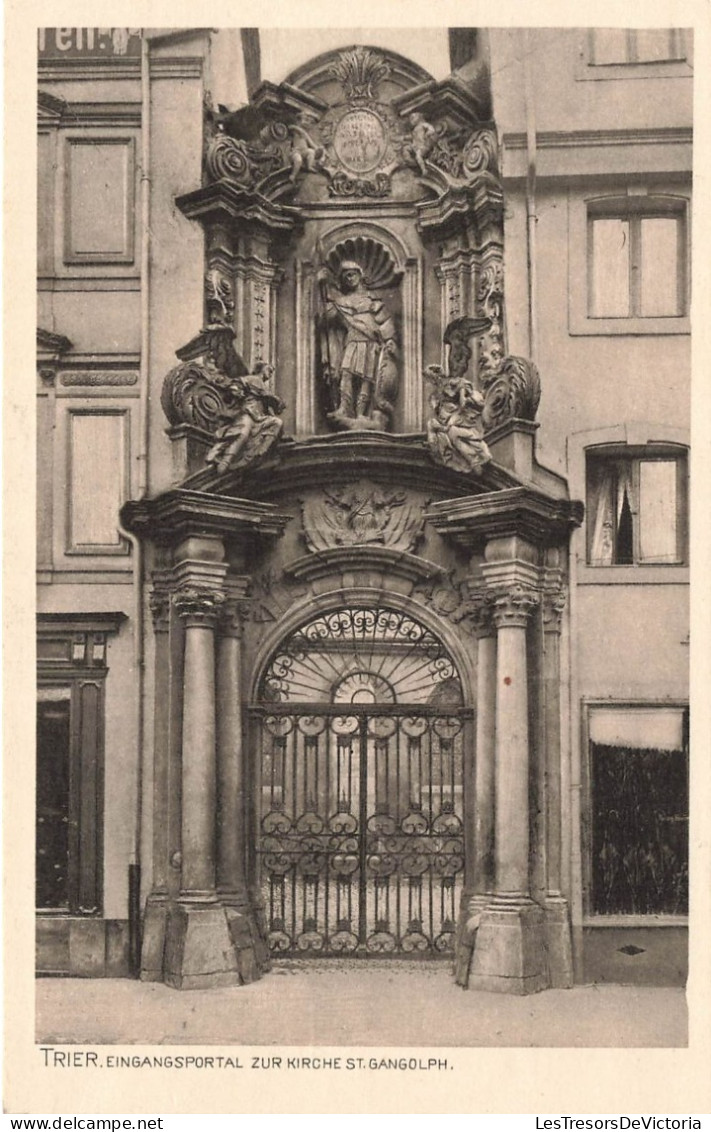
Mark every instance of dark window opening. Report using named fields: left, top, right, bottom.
left=591, top=743, right=688, bottom=915
left=586, top=450, right=687, bottom=566
left=36, top=698, right=71, bottom=909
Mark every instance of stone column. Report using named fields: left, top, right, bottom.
left=163, top=586, right=241, bottom=989
left=472, top=594, right=498, bottom=901
left=215, top=594, right=268, bottom=982
left=469, top=559, right=549, bottom=993
left=454, top=588, right=497, bottom=985
left=140, top=586, right=171, bottom=980
left=542, top=574, right=574, bottom=987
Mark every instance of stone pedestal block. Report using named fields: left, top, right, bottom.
left=163, top=903, right=241, bottom=989
left=544, top=897, right=574, bottom=988
left=140, top=896, right=169, bottom=982
left=468, top=900, right=549, bottom=994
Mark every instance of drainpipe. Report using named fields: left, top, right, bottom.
left=122, top=29, right=151, bottom=976
left=522, top=29, right=538, bottom=364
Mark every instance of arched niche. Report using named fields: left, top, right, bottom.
left=293, top=221, right=423, bottom=436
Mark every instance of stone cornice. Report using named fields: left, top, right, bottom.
left=186, top=434, right=523, bottom=501
left=502, top=127, right=692, bottom=151
left=120, top=490, right=291, bottom=545
left=40, top=102, right=143, bottom=128
left=37, top=611, right=127, bottom=634
left=37, top=327, right=73, bottom=359
left=416, top=176, right=503, bottom=240
left=426, top=487, right=584, bottom=550
left=392, top=76, right=488, bottom=127
left=283, top=547, right=445, bottom=586
left=176, top=183, right=303, bottom=236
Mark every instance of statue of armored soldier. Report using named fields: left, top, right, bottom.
left=316, top=260, right=399, bottom=432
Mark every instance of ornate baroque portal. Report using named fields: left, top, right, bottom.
left=122, top=42, right=584, bottom=994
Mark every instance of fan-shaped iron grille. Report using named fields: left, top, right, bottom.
left=259, top=606, right=463, bottom=706
left=251, top=606, right=470, bottom=957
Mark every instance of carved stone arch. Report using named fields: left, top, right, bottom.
left=248, top=585, right=476, bottom=709
left=295, top=220, right=423, bottom=436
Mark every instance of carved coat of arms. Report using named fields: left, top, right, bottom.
left=301, top=482, right=425, bottom=552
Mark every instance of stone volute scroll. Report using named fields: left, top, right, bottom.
left=425, top=312, right=542, bottom=475
left=161, top=273, right=285, bottom=476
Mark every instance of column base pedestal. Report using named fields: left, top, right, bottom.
left=454, top=892, right=492, bottom=987
left=544, top=896, right=574, bottom=988
left=140, top=895, right=170, bottom=982
left=163, top=901, right=243, bottom=990
left=221, top=892, right=271, bottom=984
left=467, top=898, right=549, bottom=995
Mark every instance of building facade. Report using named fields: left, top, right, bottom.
left=36, top=27, right=690, bottom=992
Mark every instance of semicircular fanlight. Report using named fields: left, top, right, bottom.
left=259, top=606, right=462, bottom=706
left=326, top=237, right=402, bottom=290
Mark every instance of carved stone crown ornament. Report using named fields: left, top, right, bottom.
left=202, top=47, right=500, bottom=202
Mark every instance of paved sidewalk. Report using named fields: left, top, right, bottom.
left=36, top=961, right=688, bottom=1047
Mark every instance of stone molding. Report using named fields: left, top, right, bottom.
left=284, top=546, right=443, bottom=586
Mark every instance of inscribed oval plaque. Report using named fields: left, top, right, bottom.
left=333, top=109, right=387, bottom=174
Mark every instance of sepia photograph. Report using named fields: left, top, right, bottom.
left=5, top=4, right=711, bottom=1116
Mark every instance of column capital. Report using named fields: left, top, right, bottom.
left=149, top=589, right=171, bottom=633
left=173, top=587, right=226, bottom=629
left=542, top=588, right=566, bottom=634
left=218, top=597, right=251, bottom=639
left=466, top=585, right=498, bottom=639
left=491, top=584, right=539, bottom=629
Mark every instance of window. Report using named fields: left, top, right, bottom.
left=590, top=28, right=686, bottom=66
left=568, top=191, right=690, bottom=337
left=36, top=613, right=125, bottom=913
left=588, top=200, right=686, bottom=320
left=586, top=449, right=687, bottom=566
left=587, top=706, right=688, bottom=916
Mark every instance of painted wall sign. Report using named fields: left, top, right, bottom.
left=38, top=28, right=142, bottom=58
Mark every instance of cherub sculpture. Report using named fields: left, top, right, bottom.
left=425, top=315, right=493, bottom=475
left=287, top=115, right=326, bottom=182
left=403, top=112, right=438, bottom=175
left=205, top=363, right=284, bottom=475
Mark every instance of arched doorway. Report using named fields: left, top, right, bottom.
left=249, top=604, right=472, bottom=957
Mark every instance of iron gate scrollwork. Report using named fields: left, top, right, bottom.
left=251, top=605, right=471, bottom=957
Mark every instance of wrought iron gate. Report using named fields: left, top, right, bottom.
left=251, top=606, right=470, bottom=957
left=252, top=705, right=469, bottom=956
